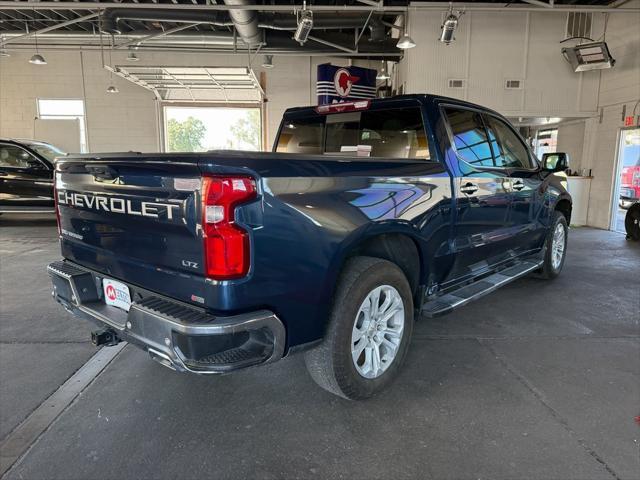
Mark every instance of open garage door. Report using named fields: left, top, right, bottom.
left=113, top=66, right=264, bottom=103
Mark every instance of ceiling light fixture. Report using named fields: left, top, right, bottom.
left=396, top=33, right=416, bottom=50
left=0, top=36, right=9, bottom=57
left=29, top=10, right=47, bottom=65
left=376, top=60, right=390, bottom=81
left=439, top=3, right=465, bottom=45
left=29, top=53, right=47, bottom=65
left=126, top=49, right=139, bottom=62
left=105, top=35, right=119, bottom=94
left=262, top=55, right=274, bottom=69
left=293, top=2, right=314, bottom=46
left=396, top=9, right=416, bottom=50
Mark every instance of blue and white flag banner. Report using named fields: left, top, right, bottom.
left=317, top=63, right=377, bottom=105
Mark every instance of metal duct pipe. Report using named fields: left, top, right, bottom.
left=222, top=0, right=262, bottom=46
left=100, top=8, right=371, bottom=41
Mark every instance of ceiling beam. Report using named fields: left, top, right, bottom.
left=115, top=22, right=202, bottom=49
left=0, top=11, right=98, bottom=45
left=0, top=2, right=636, bottom=14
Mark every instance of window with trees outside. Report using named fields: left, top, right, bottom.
left=164, top=106, right=262, bottom=153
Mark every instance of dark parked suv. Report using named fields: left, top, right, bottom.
left=0, top=139, right=65, bottom=214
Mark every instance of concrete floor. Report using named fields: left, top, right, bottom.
left=1, top=214, right=639, bottom=480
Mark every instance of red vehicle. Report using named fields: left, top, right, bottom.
left=619, top=141, right=640, bottom=209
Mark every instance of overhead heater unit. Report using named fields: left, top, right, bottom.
left=562, top=42, right=615, bottom=72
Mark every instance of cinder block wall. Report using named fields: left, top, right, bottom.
left=0, top=51, right=337, bottom=152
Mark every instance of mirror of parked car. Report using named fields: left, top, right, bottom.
left=542, top=152, right=570, bottom=173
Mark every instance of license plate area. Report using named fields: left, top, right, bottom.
left=102, top=278, right=132, bottom=312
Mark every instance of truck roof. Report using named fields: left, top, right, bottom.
left=282, top=93, right=502, bottom=118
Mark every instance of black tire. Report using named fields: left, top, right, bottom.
left=304, top=256, right=414, bottom=400
left=624, top=203, right=640, bottom=241
left=537, top=211, right=568, bottom=279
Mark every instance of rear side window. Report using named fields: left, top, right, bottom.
left=276, top=107, right=430, bottom=160
left=276, top=117, right=324, bottom=155
left=484, top=115, right=532, bottom=169
left=443, top=107, right=494, bottom=167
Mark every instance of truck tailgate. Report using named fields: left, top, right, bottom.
left=55, top=157, right=207, bottom=305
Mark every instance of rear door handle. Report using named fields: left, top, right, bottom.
left=512, top=180, right=525, bottom=191
left=460, top=182, right=479, bottom=195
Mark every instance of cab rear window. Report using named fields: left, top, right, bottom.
left=276, top=107, right=430, bottom=160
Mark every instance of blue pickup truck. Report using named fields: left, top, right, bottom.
left=48, top=95, right=572, bottom=399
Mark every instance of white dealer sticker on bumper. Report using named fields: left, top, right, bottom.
left=102, top=278, right=132, bottom=312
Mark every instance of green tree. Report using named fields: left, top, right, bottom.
left=167, top=117, right=206, bottom=152
left=230, top=110, right=261, bottom=151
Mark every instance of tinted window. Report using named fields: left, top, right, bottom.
left=443, top=107, right=494, bottom=168
left=484, top=115, right=532, bottom=169
left=275, top=117, right=324, bottom=154
left=359, top=108, right=429, bottom=159
left=0, top=145, right=36, bottom=168
left=275, top=107, right=430, bottom=159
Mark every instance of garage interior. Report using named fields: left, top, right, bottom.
left=0, top=0, right=639, bottom=479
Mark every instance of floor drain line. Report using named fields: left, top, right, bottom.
left=0, top=343, right=127, bottom=478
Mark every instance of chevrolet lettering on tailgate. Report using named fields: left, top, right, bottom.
left=56, top=190, right=180, bottom=219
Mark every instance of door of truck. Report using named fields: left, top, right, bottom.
left=482, top=113, right=546, bottom=254
left=0, top=143, right=54, bottom=210
left=440, top=106, right=515, bottom=281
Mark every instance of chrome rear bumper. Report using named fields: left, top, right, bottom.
left=48, top=260, right=286, bottom=374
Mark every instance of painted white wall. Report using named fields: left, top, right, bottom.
left=551, top=3, right=640, bottom=229
left=399, top=5, right=639, bottom=229
left=557, top=121, right=586, bottom=172
left=0, top=50, right=337, bottom=152
left=400, top=8, right=603, bottom=117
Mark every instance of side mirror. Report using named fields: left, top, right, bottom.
left=542, top=152, right=570, bottom=172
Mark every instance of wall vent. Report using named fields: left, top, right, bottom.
left=566, top=12, right=593, bottom=39
left=505, top=79, right=523, bottom=89
left=448, top=79, right=465, bottom=89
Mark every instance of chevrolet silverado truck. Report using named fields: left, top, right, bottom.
left=48, top=95, right=572, bottom=399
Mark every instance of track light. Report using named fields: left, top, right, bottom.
left=106, top=85, right=119, bottom=93
left=126, top=50, right=139, bottom=62
left=293, top=2, right=313, bottom=46
left=262, top=55, right=274, bottom=69
left=29, top=53, right=47, bottom=65
left=439, top=5, right=465, bottom=45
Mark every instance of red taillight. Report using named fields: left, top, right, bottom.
left=53, top=175, right=61, bottom=236
left=201, top=176, right=256, bottom=280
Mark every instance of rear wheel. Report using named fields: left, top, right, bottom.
left=537, top=211, right=568, bottom=279
left=304, top=256, right=414, bottom=400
